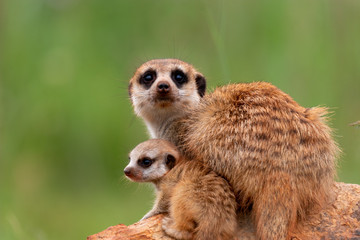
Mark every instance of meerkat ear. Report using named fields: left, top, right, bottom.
left=165, top=154, right=176, bottom=170
left=195, top=74, right=206, bottom=97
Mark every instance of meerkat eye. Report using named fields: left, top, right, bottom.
left=138, top=157, right=153, bottom=168
left=140, top=70, right=156, bottom=87
left=171, top=70, right=188, bottom=86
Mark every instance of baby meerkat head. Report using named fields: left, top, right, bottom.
left=128, top=59, right=206, bottom=121
left=124, top=139, right=180, bottom=183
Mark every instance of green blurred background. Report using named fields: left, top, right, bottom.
left=1, top=0, right=360, bottom=239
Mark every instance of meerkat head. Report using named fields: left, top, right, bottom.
left=128, top=59, right=206, bottom=137
left=124, top=139, right=180, bottom=183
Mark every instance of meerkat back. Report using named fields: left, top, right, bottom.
left=181, top=82, right=339, bottom=239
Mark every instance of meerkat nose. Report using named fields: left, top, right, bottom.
left=157, top=82, right=170, bottom=93
left=124, top=168, right=132, bottom=177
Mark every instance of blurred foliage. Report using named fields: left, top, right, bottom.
left=1, top=0, right=360, bottom=239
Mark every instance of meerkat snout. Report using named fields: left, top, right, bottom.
left=157, top=81, right=170, bottom=94
left=124, top=168, right=131, bottom=176
left=123, top=165, right=143, bottom=182
left=156, top=81, right=172, bottom=102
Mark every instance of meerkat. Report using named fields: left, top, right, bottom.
left=125, top=139, right=237, bottom=240
left=128, top=59, right=340, bottom=240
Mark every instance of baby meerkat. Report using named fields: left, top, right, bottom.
left=128, top=59, right=339, bottom=240
left=125, top=139, right=237, bottom=240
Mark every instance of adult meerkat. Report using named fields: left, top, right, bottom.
left=125, top=139, right=237, bottom=240
left=128, top=59, right=339, bottom=240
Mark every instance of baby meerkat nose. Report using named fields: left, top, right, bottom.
left=124, top=167, right=132, bottom=177
left=157, top=81, right=170, bottom=93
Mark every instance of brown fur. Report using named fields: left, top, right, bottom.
left=129, top=59, right=339, bottom=240
left=127, top=139, right=237, bottom=240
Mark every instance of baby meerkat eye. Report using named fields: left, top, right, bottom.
left=171, top=70, right=188, bottom=86
left=140, top=70, right=156, bottom=87
left=138, top=157, right=153, bottom=168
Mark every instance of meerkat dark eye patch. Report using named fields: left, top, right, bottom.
left=171, top=69, right=188, bottom=87
left=138, top=157, right=153, bottom=168
left=165, top=154, right=176, bottom=170
left=139, top=70, right=156, bottom=89
left=195, top=74, right=206, bottom=97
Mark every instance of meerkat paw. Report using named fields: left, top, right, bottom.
left=162, top=217, right=193, bottom=240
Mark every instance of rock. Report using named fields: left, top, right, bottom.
left=87, top=182, right=360, bottom=240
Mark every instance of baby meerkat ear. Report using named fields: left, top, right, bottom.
left=165, top=154, right=176, bottom=170
left=195, top=74, right=206, bottom=97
